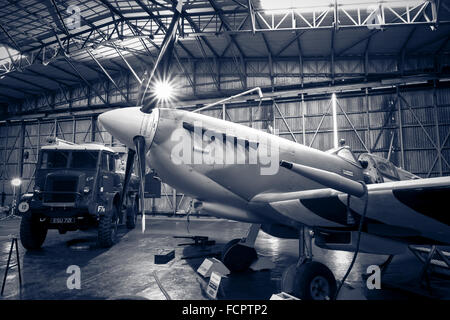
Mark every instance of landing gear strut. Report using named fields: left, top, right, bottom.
left=281, top=227, right=337, bottom=300
left=221, top=224, right=260, bottom=272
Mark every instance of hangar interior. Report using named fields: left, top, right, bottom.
left=0, top=0, right=449, bottom=300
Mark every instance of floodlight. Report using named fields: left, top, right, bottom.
left=11, top=178, right=22, bottom=187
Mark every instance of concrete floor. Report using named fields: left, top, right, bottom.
left=0, top=215, right=449, bottom=300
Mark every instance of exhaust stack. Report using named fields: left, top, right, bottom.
left=280, top=160, right=366, bottom=198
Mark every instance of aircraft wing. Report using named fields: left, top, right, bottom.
left=251, top=176, right=450, bottom=244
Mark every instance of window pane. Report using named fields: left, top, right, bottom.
left=337, top=148, right=356, bottom=163
left=71, top=151, right=99, bottom=169
left=108, top=155, right=115, bottom=172
left=102, top=153, right=108, bottom=171
left=41, top=151, right=69, bottom=169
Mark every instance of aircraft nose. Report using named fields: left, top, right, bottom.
left=99, top=107, right=149, bottom=149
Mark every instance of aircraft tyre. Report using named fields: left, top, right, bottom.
left=221, top=238, right=258, bottom=272
left=20, top=211, right=48, bottom=250
left=281, top=261, right=336, bottom=300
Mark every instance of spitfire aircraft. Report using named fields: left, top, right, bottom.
left=99, top=102, right=450, bottom=300
left=98, top=0, right=450, bottom=300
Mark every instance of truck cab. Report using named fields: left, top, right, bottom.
left=18, top=139, right=139, bottom=250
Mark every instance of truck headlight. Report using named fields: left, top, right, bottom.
left=83, top=186, right=90, bottom=194
left=33, top=186, right=41, bottom=194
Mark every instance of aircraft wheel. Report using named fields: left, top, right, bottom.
left=281, top=261, right=336, bottom=300
left=221, top=239, right=257, bottom=272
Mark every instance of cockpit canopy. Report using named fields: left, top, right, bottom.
left=328, top=145, right=420, bottom=183
left=358, top=153, right=420, bottom=183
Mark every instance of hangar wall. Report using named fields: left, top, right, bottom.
left=1, top=55, right=450, bottom=213
left=4, top=54, right=450, bottom=114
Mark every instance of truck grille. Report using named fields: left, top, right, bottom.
left=44, top=176, right=78, bottom=203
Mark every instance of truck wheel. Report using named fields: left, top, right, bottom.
left=20, top=211, right=48, bottom=250
left=98, top=206, right=119, bottom=248
left=126, top=198, right=138, bottom=229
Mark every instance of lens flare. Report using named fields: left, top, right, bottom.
left=154, top=80, right=174, bottom=101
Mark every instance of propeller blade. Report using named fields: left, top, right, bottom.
left=139, top=1, right=183, bottom=113
left=119, top=148, right=136, bottom=211
left=134, top=136, right=147, bottom=233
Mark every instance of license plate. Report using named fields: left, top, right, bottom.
left=50, top=217, right=75, bottom=224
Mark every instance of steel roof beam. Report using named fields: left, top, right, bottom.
left=208, top=0, right=246, bottom=88
left=24, top=69, right=74, bottom=87
left=6, top=73, right=53, bottom=91
left=133, top=0, right=195, bottom=58
left=87, top=49, right=130, bottom=103
left=0, top=23, right=22, bottom=53
left=0, top=83, right=37, bottom=95
left=63, top=56, right=109, bottom=106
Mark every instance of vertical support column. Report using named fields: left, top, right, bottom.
left=433, top=81, right=443, bottom=176
left=91, top=116, right=96, bottom=142
left=18, top=122, right=25, bottom=178
left=302, top=94, right=306, bottom=145
left=364, top=48, right=369, bottom=80
left=397, top=87, right=405, bottom=169
left=332, top=93, right=338, bottom=148
left=126, top=73, right=130, bottom=102
left=87, top=86, right=91, bottom=109
left=192, top=60, right=197, bottom=97
left=272, top=100, right=276, bottom=133
left=222, top=103, right=226, bottom=121
left=37, top=120, right=40, bottom=153
left=249, top=103, right=253, bottom=128
left=18, top=122, right=25, bottom=202
left=2, top=123, right=8, bottom=199
left=216, top=58, right=221, bottom=93
left=365, top=88, right=372, bottom=151
left=36, top=119, right=40, bottom=187
left=173, top=189, right=177, bottom=215
left=54, top=118, right=58, bottom=138
left=72, top=117, right=76, bottom=143
left=297, top=34, right=304, bottom=88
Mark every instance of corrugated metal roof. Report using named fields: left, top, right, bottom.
left=0, top=0, right=449, bottom=104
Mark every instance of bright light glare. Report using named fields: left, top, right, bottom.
left=260, top=0, right=424, bottom=12
left=0, top=45, right=21, bottom=65
left=11, top=178, right=22, bottom=187
left=154, top=80, right=174, bottom=100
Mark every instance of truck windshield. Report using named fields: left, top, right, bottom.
left=71, top=151, right=99, bottom=169
left=41, top=151, right=69, bottom=169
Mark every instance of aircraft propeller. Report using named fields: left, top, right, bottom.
left=117, top=1, right=184, bottom=232
left=134, top=136, right=147, bottom=232
left=117, top=136, right=147, bottom=233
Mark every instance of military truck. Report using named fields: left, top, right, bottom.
left=18, top=139, right=140, bottom=250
